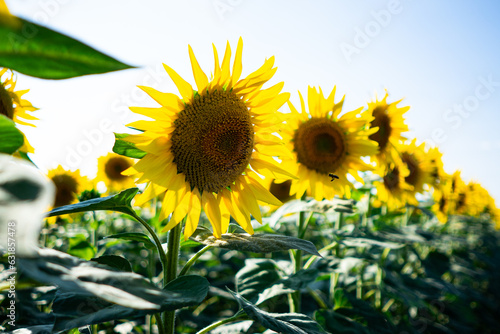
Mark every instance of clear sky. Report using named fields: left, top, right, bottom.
left=7, top=0, right=500, bottom=202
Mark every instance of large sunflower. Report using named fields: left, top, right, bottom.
left=122, top=39, right=293, bottom=238
left=97, top=152, right=136, bottom=193
left=363, top=91, right=409, bottom=167
left=47, top=166, right=92, bottom=208
left=0, top=68, right=38, bottom=153
left=281, top=86, right=378, bottom=200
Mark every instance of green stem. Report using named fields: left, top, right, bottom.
left=195, top=312, right=247, bottom=334
left=163, top=222, right=183, bottom=334
left=128, top=210, right=168, bottom=285
left=291, top=193, right=307, bottom=313
left=303, top=241, right=338, bottom=270
left=154, top=313, right=165, bottom=334
left=179, top=245, right=213, bottom=276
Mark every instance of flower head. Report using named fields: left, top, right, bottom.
left=0, top=68, right=38, bottom=153
left=47, top=166, right=92, bottom=208
left=281, top=86, right=378, bottom=200
left=122, top=39, right=293, bottom=238
left=363, top=91, right=409, bottom=167
left=97, top=153, right=135, bottom=193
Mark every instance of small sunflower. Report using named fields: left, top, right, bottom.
left=374, top=161, right=413, bottom=211
left=0, top=68, right=38, bottom=153
left=397, top=139, right=434, bottom=197
left=122, top=38, right=293, bottom=238
left=427, top=146, right=445, bottom=189
left=281, top=86, right=378, bottom=200
left=431, top=175, right=454, bottom=223
left=47, top=166, right=92, bottom=208
left=363, top=91, right=409, bottom=167
left=97, top=153, right=136, bottom=193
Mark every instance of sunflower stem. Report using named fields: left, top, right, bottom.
left=291, top=193, right=307, bottom=313
left=194, top=311, right=247, bottom=334
left=163, top=221, right=183, bottom=334
left=179, top=245, right=213, bottom=276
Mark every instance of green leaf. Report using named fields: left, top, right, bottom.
left=91, top=255, right=132, bottom=272
left=0, top=114, right=24, bottom=154
left=67, top=237, right=95, bottom=261
left=315, top=310, right=370, bottom=334
left=190, top=227, right=321, bottom=256
left=0, top=15, right=134, bottom=79
left=236, top=259, right=319, bottom=305
left=47, top=187, right=139, bottom=217
left=113, top=133, right=147, bottom=159
left=104, top=232, right=156, bottom=250
left=228, top=289, right=327, bottom=334
left=19, top=248, right=209, bottom=331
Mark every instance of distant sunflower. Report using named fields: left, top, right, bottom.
left=47, top=166, right=92, bottom=208
left=0, top=68, right=38, bottom=153
left=123, top=38, right=293, bottom=238
left=281, top=86, right=378, bottom=200
left=432, top=175, right=454, bottom=223
left=374, top=161, right=412, bottom=210
left=427, top=146, right=445, bottom=189
left=363, top=91, right=409, bottom=167
left=97, top=153, right=135, bottom=193
left=397, top=139, right=433, bottom=197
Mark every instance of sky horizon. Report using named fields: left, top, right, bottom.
left=6, top=0, right=500, bottom=202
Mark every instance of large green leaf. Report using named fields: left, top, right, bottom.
left=0, top=15, right=134, bottom=79
left=19, top=248, right=209, bottom=331
left=113, top=133, right=147, bottom=159
left=47, top=187, right=138, bottom=217
left=228, top=289, right=327, bottom=334
left=190, top=226, right=321, bottom=256
left=52, top=275, right=209, bottom=331
left=0, top=114, right=24, bottom=154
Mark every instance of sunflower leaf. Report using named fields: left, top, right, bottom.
left=227, top=289, right=327, bottom=334
left=190, top=227, right=321, bottom=256
left=46, top=187, right=139, bottom=217
left=113, top=133, right=147, bottom=159
left=0, top=114, right=24, bottom=154
left=104, top=232, right=156, bottom=250
left=0, top=15, right=134, bottom=79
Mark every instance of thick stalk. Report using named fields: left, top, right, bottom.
left=163, top=222, right=183, bottom=334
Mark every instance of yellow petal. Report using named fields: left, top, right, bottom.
left=162, top=64, right=193, bottom=102
left=230, top=37, right=244, bottom=86
left=138, top=86, right=184, bottom=112
left=184, top=189, right=202, bottom=239
left=202, top=192, right=222, bottom=238
left=220, top=41, right=232, bottom=85
left=188, top=45, right=209, bottom=93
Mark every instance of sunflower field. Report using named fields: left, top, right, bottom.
left=2, top=2, right=500, bottom=334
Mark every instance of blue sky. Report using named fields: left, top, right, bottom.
left=7, top=0, right=500, bottom=201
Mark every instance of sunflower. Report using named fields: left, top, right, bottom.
left=47, top=166, right=93, bottom=208
left=427, top=146, right=445, bottom=189
left=363, top=91, right=409, bottom=167
left=374, top=161, right=413, bottom=211
left=431, top=174, right=454, bottom=223
left=97, top=153, right=136, bottom=193
left=0, top=68, right=38, bottom=153
left=122, top=38, right=293, bottom=238
left=397, top=139, right=434, bottom=196
left=281, top=86, right=378, bottom=200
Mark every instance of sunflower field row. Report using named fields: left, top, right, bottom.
left=1, top=4, right=500, bottom=334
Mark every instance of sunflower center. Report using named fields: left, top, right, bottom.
left=105, top=157, right=131, bottom=181
left=171, top=90, right=254, bottom=193
left=293, top=117, right=346, bottom=174
left=369, top=106, right=392, bottom=151
left=0, top=84, right=14, bottom=120
left=384, top=167, right=400, bottom=191
left=51, top=174, right=78, bottom=207
left=269, top=179, right=292, bottom=202
left=402, top=152, right=419, bottom=186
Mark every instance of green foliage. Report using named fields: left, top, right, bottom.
left=0, top=15, right=134, bottom=79
left=113, top=133, right=147, bottom=159
left=0, top=114, right=23, bottom=154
